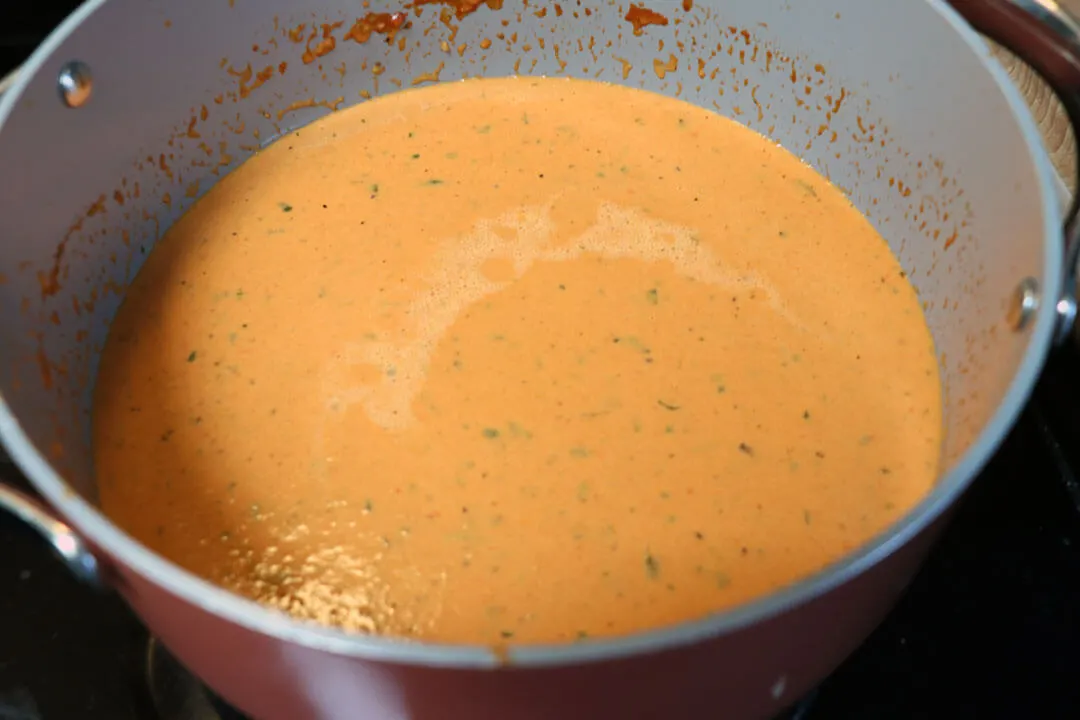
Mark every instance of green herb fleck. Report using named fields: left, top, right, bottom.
left=711, top=373, right=727, bottom=394
left=187, top=351, right=198, bottom=362
left=410, top=153, right=420, bottom=159
left=425, top=179, right=444, bottom=186
left=235, top=289, right=245, bottom=299
left=644, top=551, right=661, bottom=579
left=507, top=422, right=532, bottom=439
left=476, top=124, right=492, bottom=134
left=364, top=499, right=374, bottom=513
left=445, top=152, right=458, bottom=159
left=716, top=572, right=732, bottom=589
left=795, top=179, right=818, bottom=197
left=522, top=113, right=530, bottom=125
left=278, top=202, right=293, bottom=212
left=569, top=446, right=590, bottom=459
left=657, top=400, right=680, bottom=411
left=500, top=630, right=515, bottom=639
left=803, top=510, right=812, bottom=525
left=370, top=183, right=380, bottom=196
left=803, top=410, right=811, bottom=420
left=614, top=335, right=651, bottom=354
left=575, top=631, right=589, bottom=641
left=482, top=427, right=500, bottom=439
left=577, top=481, right=591, bottom=501
left=645, top=288, right=659, bottom=305
left=664, top=424, right=674, bottom=434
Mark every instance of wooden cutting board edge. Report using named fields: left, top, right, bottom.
left=0, top=41, right=1073, bottom=188
left=989, top=41, right=1076, bottom=195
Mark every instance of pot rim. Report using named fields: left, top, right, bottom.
left=0, top=0, right=1064, bottom=669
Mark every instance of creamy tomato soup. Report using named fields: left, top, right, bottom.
left=93, top=77, right=942, bottom=645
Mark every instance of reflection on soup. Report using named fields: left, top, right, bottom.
left=93, top=77, right=941, bottom=646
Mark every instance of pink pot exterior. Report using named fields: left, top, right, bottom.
left=110, top=516, right=944, bottom=720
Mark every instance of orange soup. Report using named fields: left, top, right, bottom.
left=93, top=77, right=942, bottom=645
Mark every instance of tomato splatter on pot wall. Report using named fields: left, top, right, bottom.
left=344, top=12, right=408, bottom=44
left=625, top=4, right=669, bottom=36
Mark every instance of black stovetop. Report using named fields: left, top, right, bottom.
left=3, top=8, right=1080, bottom=718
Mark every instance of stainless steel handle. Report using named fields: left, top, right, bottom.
left=947, top=0, right=1080, bottom=341
left=0, top=483, right=103, bottom=587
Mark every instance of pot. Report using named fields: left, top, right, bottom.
left=1, top=1, right=1078, bottom=718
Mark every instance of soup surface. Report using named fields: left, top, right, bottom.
left=94, top=77, right=942, bottom=645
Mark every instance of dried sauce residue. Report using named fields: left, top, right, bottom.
left=86, top=195, right=107, bottom=218
left=287, top=23, right=307, bottom=43
left=410, top=0, right=505, bottom=21
left=344, top=12, right=407, bottom=44
left=625, top=4, right=669, bottom=36
left=34, top=333, right=52, bottom=390
left=37, top=217, right=84, bottom=298
left=228, top=63, right=275, bottom=100
left=302, top=22, right=343, bottom=64
left=653, top=54, right=678, bottom=80
left=412, top=62, right=446, bottom=86
left=277, top=97, right=345, bottom=121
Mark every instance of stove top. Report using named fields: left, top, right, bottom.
left=4, top=347, right=1080, bottom=720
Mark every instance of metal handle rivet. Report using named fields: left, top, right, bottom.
left=1007, top=277, right=1040, bottom=331
left=57, top=60, right=93, bottom=109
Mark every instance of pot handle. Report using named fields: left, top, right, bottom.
left=0, top=483, right=103, bottom=587
left=946, top=0, right=1080, bottom=341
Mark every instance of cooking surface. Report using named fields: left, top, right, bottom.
left=2, top=5, right=1080, bottom=718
